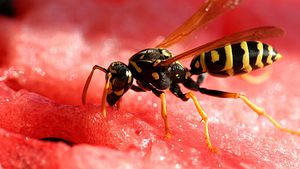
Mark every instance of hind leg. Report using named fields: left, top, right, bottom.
left=198, top=87, right=300, bottom=136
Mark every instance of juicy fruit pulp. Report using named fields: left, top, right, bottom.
left=0, top=0, right=300, bottom=168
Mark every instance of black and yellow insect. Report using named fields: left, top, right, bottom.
left=82, top=0, right=300, bottom=152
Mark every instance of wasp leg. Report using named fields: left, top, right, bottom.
left=240, top=69, right=271, bottom=84
left=170, top=84, right=217, bottom=152
left=153, top=90, right=171, bottom=138
left=100, top=73, right=112, bottom=118
left=151, top=89, right=171, bottom=139
left=130, top=85, right=146, bottom=92
left=169, top=84, right=188, bottom=101
left=82, top=65, right=109, bottom=117
left=135, top=81, right=171, bottom=138
left=131, top=83, right=171, bottom=137
left=159, top=92, right=172, bottom=139
left=198, top=87, right=300, bottom=136
left=82, top=65, right=107, bottom=105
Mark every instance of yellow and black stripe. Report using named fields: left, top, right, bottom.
left=190, top=41, right=282, bottom=77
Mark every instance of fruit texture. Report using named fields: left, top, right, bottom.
left=0, top=0, right=299, bottom=168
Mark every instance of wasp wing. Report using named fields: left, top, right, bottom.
left=159, top=26, right=284, bottom=66
left=156, top=0, right=242, bottom=48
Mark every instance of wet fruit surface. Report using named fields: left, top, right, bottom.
left=0, top=0, right=300, bottom=168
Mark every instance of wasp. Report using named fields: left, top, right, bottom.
left=82, top=0, right=300, bottom=152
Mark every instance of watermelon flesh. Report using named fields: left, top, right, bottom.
left=0, top=0, right=300, bottom=168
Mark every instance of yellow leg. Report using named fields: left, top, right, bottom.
left=100, top=73, right=112, bottom=118
left=185, top=92, right=217, bottom=153
left=200, top=87, right=300, bottom=137
left=240, top=69, right=271, bottom=84
left=238, top=94, right=300, bottom=136
left=82, top=65, right=108, bottom=105
left=82, top=65, right=110, bottom=117
left=160, top=93, right=172, bottom=138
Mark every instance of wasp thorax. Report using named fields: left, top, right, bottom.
left=106, top=61, right=133, bottom=106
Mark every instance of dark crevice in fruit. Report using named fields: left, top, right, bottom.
left=4, top=79, right=22, bottom=91
left=40, top=137, right=74, bottom=146
left=0, top=0, right=15, bottom=17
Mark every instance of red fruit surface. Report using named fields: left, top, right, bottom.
left=0, top=0, right=300, bottom=168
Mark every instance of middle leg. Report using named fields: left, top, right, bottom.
left=139, top=82, right=171, bottom=139
left=170, top=84, right=217, bottom=152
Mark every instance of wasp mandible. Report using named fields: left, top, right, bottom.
left=82, top=0, right=300, bottom=152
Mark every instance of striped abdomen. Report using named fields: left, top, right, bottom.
left=190, top=41, right=282, bottom=77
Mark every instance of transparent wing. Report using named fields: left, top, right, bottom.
left=156, top=0, right=242, bottom=48
left=159, top=26, right=284, bottom=66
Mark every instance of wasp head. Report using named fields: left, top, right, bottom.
left=106, top=61, right=133, bottom=106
